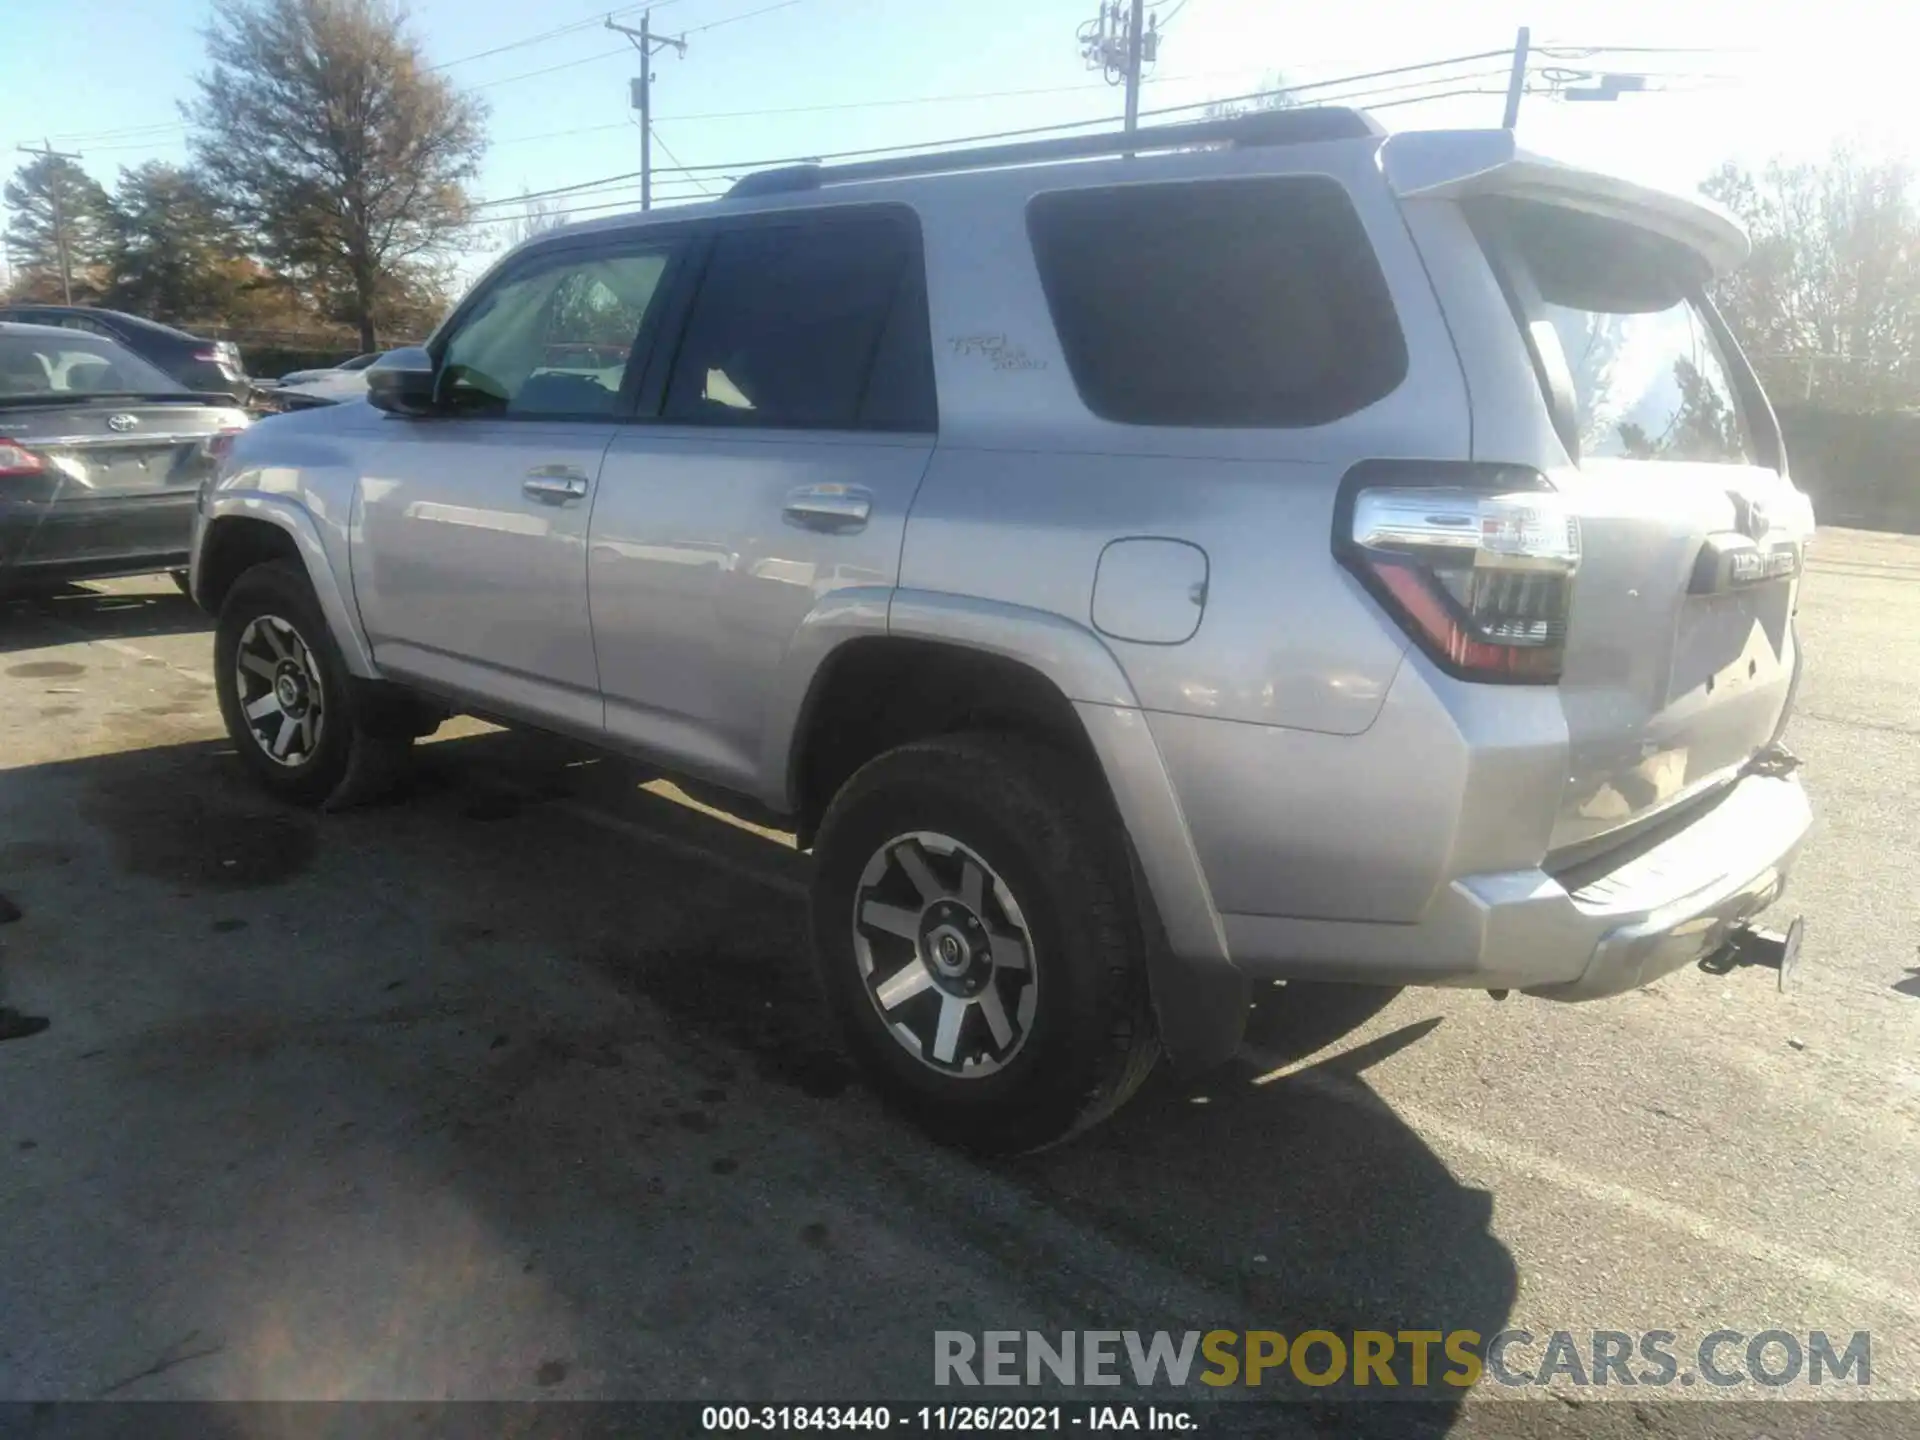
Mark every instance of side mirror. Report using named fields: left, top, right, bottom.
left=366, top=347, right=438, bottom=416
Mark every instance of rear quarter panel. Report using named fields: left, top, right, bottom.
left=898, top=140, right=1470, bottom=736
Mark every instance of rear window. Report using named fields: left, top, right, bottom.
left=1025, top=176, right=1408, bottom=428
left=1472, top=199, right=1758, bottom=466
left=0, top=333, right=183, bottom=398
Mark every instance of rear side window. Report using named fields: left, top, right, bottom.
left=664, top=211, right=934, bottom=432
left=1472, top=199, right=1758, bottom=465
left=1026, top=176, right=1408, bottom=428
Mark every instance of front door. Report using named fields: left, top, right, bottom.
left=589, top=208, right=937, bottom=795
left=350, top=238, right=682, bottom=733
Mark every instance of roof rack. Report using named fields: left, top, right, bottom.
left=724, top=106, right=1382, bottom=200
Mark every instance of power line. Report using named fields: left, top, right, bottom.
left=484, top=68, right=1275, bottom=149
left=471, top=1, right=803, bottom=94
left=44, top=3, right=718, bottom=137
left=524, top=82, right=1518, bottom=226
left=1535, top=42, right=1758, bottom=56
left=682, top=0, right=804, bottom=36
left=43, top=118, right=184, bottom=144
left=471, top=43, right=635, bottom=90
left=473, top=62, right=1537, bottom=213
left=649, top=127, right=716, bottom=195
left=429, top=2, right=688, bottom=71
left=665, top=75, right=1141, bottom=122
left=1363, top=85, right=1507, bottom=111
left=1311, top=66, right=1517, bottom=107
left=497, top=64, right=1726, bottom=236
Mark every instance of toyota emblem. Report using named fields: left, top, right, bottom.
left=107, top=413, right=139, bottom=433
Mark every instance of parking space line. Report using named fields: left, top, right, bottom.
left=21, top=615, right=216, bottom=689
left=545, top=793, right=810, bottom=900
left=1255, top=1053, right=1920, bottom=1325
left=86, top=635, right=216, bottom=687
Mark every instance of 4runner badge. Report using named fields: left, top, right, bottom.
left=948, top=333, right=1047, bottom=372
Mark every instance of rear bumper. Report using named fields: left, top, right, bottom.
left=1529, top=773, right=1810, bottom=998
left=1220, top=771, right=1811, bottom=999
left=0, top=493, right=197, bottom=584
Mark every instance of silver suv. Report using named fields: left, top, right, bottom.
left=189, top=109, right=1814, bottom=1151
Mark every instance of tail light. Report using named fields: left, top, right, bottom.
left=0, top=439, right=45, bottom=478
left=194, top=343, right=243, bottom=372
left=1337, top=464, right=1580, bottom=683
left=202, top=422, right=248, bottom=465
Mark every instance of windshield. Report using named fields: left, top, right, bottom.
left=0, top=332, right=185, bottom=399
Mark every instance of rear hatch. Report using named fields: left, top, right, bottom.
left=1388, top=135, right=1814, bottom=861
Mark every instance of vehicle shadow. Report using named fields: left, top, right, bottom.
left=0, top=727, right=1513, bottom=1427
left=0, top=576, right=210, bottom=656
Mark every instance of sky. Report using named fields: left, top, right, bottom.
left=2, top=0, right=1914, bottom=289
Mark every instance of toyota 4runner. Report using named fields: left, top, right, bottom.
left=189, top=109, right=1815, bottom=1151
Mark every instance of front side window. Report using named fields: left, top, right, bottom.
left=437, top=246, right=673, bottom=418
left=1026, top=176, right=1409, bottom=428
left=662, top=212, right=931, bottom=431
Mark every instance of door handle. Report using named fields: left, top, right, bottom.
left=782, top=485, right=872, bottom=532
left=523, top=465, right=590, bottom=503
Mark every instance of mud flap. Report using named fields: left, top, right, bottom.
left=1147, top=947, right=1251, bottom=1073
left=321, top=677, right=432, bottom=811
left=1131, top=851, right=1249, bottom=1072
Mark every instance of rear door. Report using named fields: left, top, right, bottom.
left=589, top=205, right=937, bottom=795
left=1465, top=197, right=1813, bottom=856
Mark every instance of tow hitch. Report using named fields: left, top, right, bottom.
left=1700, top=916, right=1806, bottom=992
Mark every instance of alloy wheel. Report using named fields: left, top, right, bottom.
left=851, top=831, right=1038, bottom=1077
left=232, top=613, right=326, bottom=767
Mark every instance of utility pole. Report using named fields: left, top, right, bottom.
left=1123, top=0, right=1146, bottom=132
left=1502, top=26, right=1530, bottom=129
left=1079, top=2, right=1159, bottom=135
left=16, top=139, right=84, bottom=304
left=607, top=11, right=687, bottom=211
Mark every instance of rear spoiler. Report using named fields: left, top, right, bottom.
left=1378, top=129, right=1749, bottom=277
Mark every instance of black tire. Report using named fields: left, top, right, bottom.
left=810, top=732, right=1160, bottom=1154
left=213, top=559, right=409, bottom=806
left=169, top=569, right=193, bottom=598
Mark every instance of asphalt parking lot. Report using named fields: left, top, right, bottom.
left=2, top=529, right=1917, bottom=1432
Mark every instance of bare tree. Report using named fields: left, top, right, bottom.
left=185, top=0, right=488, bottom=351
left=503, top=192, right=566, bottom=249
left=1206, top=73, right=1300, bottom=120
left=1703, top=146, right=1920, bottom=411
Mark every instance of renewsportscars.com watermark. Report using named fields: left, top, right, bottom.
left=934, top=1329, right=1872, bottom=1391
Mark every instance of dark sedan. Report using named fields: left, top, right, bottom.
left=0, top=304, right=251, bottom=403
left=0, top=323, right=248, bottom=590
